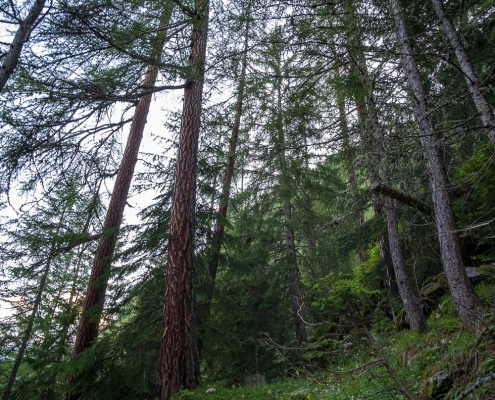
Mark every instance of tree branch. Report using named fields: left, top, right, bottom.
left=370, top=182, right=432, bottom=215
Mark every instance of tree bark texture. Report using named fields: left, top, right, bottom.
left=70, top=1, right=173, bottom=359
left=0, top=0, right=46, bottom=91
left=432, top=0, right=495, bottom=147
left=64, top=5, right=174, bottom=399
left=346, top=2, right=423, bottom=329
left=159, top=1, right=209, bottom=398
left=389, top=0, right=480, bottom=329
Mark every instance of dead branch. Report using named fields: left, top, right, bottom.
left=370, top=182, right=432, bottom=215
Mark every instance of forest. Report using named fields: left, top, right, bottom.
left=0, top=0, right=495, bottom=399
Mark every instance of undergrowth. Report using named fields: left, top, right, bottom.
left=179, top=284, right=495, bottom=400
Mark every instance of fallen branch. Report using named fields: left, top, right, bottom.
left=457, top=373, right=495, bottom=399
left=370, top=182, right=432, bottom=215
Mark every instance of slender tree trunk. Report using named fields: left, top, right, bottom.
left=159, top=1, right=209, bottom=398
left=208, top=18, right=249, bottom=288
left=198, top=20, right=250, bottom=359
left=383, top=199, right=424, bottom=328
left=71, top=61, right=160, bottom=356
left=64, top=6, right=174, bottom=399
left=432, top=0, right=495, bottom=146
left=2, top=252, right=54, bottom=400
left=46, top=194, right=99, bottom=399
left=334, top=65, right=358, bottom=190
left=0, top=0, right=46, bottom=91
left=389, top=0, right=480, bottom=329
left=284, top=199, right=308, bottom=342
left=355, top=94, right=423, bottom=329
left=70, top=1, right=173, bottom=357
left=276, top=76, right=307, bottom=343
left=346, top=2, right=423, bottom=328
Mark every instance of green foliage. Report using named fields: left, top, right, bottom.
left=309, top=243, right=383, bottom=316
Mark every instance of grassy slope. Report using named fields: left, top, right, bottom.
left=179, top=284, right=495, bottom=400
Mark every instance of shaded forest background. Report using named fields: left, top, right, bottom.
left=1, top=0, right=495, bottom=399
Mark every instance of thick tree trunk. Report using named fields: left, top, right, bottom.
left=159, top=1, right=209, bottom=399
left=0, top=0, right=45, bottom=91
left=389, top=0, right=480, bottom=329
left=432, top=0, right=495, bottom=146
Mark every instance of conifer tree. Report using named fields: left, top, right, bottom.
left=0, top=176, right=102, bottom=400
left=388, top=0, right=480, bottom=329
left=63, top=2, right=175, bottom=398
left=344, top=1, right=424, bottom=330
left=159, top=0, right=210, bottom=398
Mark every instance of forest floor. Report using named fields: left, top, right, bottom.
left=179, top=283, right=495, bottom=400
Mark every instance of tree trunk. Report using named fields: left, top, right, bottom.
left=355, top=95, right=423, bottom=329
left=208, top=17, right=249, bottom=287
left=432, top=0, right=495, bottom=146
left=346, top=1, right=423, bottom=328
left=70, top=1, right=173, bottom=356
left=389, top=0, right=480, bottom=329
left=64, top=5, right=174, bottom=399
left=383, top=199, right=424, bottom=329
left=284, top=199, right=308, bottom=343
left=159, top=1, right=209, bottom=399
left=276, top=73, right=307, bottom=343
left=0, top=0, right=46, bottom=91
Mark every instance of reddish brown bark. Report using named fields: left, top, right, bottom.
left=389, top=0, right=480, bottom=329
left=159, top=1, right=209, bottom=399
left=64, top=5, right=174, bottom=400
left=0, top=0, right=45, bottom=91
left=71, top=63, right=159, bottom=357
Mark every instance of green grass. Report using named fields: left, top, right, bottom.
left=177, top=377, right=403, bottom=400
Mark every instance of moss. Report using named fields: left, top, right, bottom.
left=475, top=264, right=495, bottom=277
